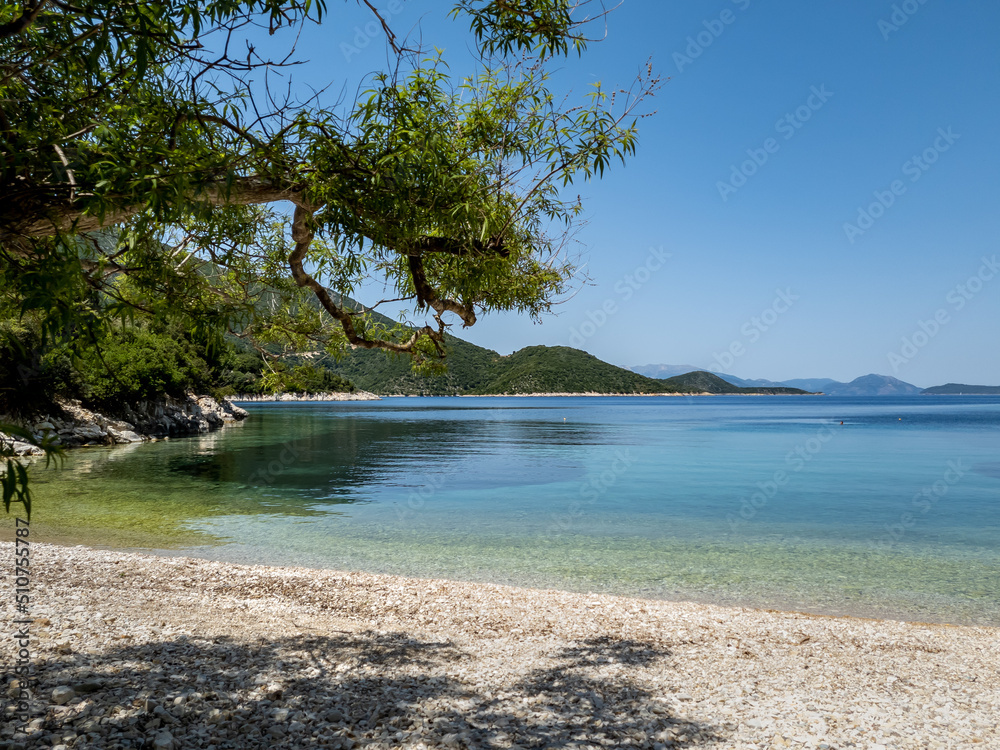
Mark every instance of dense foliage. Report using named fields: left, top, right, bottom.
left=1, top=0, right=657, bottom=512
left=0, top=313, right=353, bottom=418
left=1, top=0, right=655, bottom=366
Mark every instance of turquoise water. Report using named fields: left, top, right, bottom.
left=23, top=396, right=1000, bottom=625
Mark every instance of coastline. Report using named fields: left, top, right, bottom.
left=231, top=391, right=380, bottom=403
left=2, top=542, right=997, bottom=749
left=0, top=395, right=247, bottom=457
left=454, top=391, right=713, bottom=397
left=449, top=392, right=820, bottom=398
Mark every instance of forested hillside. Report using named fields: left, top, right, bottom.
left=0, top=313, right=352, bottom=419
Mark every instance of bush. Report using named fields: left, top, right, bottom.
left=0, top=318, right=79, bottom=417
left=77, top=326, right=213, bottom=406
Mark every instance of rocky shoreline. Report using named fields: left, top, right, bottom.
left=0, top=389, right=382, bottom=458
left=0, top=395, right=248, bottom=457
left=231, top=391, right=380, bottom=403
left=1, top=543, right=997, bottom=749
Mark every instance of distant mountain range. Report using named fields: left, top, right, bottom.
left=658, top=371, right=813, bottom=396
left=630, top=363, right=835, bottom=391
left=307, top=302, right=818, bottom=395
left=320, top=340, right=816, bottom=396
left=631, top=365, right=996, bottom=396
left=284, top=295, right=991, bottom=397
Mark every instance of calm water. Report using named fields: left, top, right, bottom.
left=21, top=396, right=1000, bottom=625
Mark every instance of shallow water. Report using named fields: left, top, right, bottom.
left=19, top=395, right=1000, bottom=625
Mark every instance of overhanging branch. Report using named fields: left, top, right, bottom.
left=287, top=206, right=442, bottom=355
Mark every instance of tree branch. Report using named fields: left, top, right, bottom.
left=406, top=254, right=477, bottom=328
left=287, top=206, right=439, bottom=354
left=407, top=235, right=508, bottom=258
left=2, top=177, right=310, bottom=245
left=0, top=0, right=49, bottom=39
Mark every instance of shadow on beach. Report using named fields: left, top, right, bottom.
left=16, top=631, right=722, bottom=749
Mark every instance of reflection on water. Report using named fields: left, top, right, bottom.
left=13, top=396, right=1000, bottom=625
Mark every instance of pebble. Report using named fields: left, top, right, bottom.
left=50, top=686, right=75, bottom=705
left=1, top=542, right=997, bottom=750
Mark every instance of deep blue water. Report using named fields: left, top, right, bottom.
left=29, top=395, right=1000, bottom=624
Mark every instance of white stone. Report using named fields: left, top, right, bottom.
left=51, top=686, right=75, bottom=705
left=108, top=428, right=143, bottom=444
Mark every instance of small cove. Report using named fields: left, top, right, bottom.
left=21, top=395, right=1000, bottom=625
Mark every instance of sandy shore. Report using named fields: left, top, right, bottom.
left=2, top=544, right=998, bottom=749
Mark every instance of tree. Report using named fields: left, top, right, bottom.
left=0, top=0, right=658, bottom=514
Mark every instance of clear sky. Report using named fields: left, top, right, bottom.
left=266, top=1, right=1000, bottom=387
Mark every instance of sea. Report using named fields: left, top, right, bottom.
left=24, top=395, right=1000, bottom=625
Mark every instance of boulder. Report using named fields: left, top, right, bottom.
left=51, top=685, right=75, bottom=705
left=108, top=428, right=144, bottom=444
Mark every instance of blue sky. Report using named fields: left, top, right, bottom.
left=268, top=1, right=1000, bottom=387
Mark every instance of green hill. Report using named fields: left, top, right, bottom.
left=922, top=383, right=1000, bottom=395
left=478, top=346, right=672, bottom=394
left=319, top=332, right=497, bottom=395
left=299, top=296, right=812, bottom=396
left=323, top=341, right=677, bottom=395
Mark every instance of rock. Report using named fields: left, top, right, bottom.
left=264, top=683, right=283, bottom=700
left=51, top=686, right=75, bottom=705
left=3, top=393, right=247, bottom=451
left=76, top=424, right=106, bottom=440
left=108, top=428, right=143, bottom=444
left=6, top=439, right=44, bottom=456
left=153, top=705, right=175, bottom=723
left=152, top=730, right=174, bottom=750
left=71, top=681, right=103, bottom=695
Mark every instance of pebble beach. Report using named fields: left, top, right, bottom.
left=2, top=543, right=999, bottom=750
